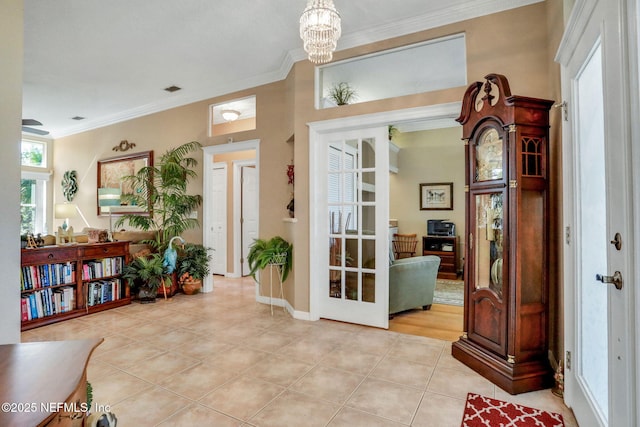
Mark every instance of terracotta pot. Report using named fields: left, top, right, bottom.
left=181, top=279, right=202, bottom=295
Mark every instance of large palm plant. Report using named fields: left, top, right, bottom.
left=114, top=141, right=203, bottom=251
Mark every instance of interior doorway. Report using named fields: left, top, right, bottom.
left=308, top=103, right=461, bottom=326
left=203, top=140, right=260, bottom=290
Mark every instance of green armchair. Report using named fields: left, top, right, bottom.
left=389, top=255, right=441, bottom=315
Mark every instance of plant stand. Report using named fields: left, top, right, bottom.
left=266, top=255, right=286, bottom=315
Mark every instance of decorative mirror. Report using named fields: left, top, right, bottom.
left=97, top=151, right=153, bottom=215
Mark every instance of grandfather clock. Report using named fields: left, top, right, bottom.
left=452, top=74, right=554, bottom=394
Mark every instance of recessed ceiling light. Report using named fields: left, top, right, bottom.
left=164, top=85, right=181, bottom=93
left=71, top=116, right=85, bottom=120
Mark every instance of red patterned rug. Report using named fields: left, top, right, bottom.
left=461, top=393, right=564, bottom=427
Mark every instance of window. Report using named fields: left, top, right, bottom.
left=21, top=140, right=47, bottom=168
left=317, top=34, right=467, bottom=108
left=21, top=139, right=50, bottom=234
left=209, top=95, right=257, bottom=137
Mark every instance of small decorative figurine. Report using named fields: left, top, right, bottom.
left=287, top=163, right=295, bottom=185
left=552, top=360, right=564, bottom=397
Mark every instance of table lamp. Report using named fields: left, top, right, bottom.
left=54, top=203, right=77, bottom=244
left=98, top=188, right=122, bottom=238
left=54, top=203, right=77, bottom=230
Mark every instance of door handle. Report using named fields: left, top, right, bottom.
left=595, top=271, right=623, bottom=290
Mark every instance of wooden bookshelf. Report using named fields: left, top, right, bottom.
left=20, top=242, right=130, bottom=331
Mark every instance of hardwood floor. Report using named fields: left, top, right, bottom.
left=389, top=303, right=464, bottom=341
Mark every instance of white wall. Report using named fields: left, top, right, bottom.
left=0, top=0, right=23, bottom=344
left=389, top=126, right=465, bottom=268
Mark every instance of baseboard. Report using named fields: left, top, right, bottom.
left=256, top=294, right=286, bottom=307
left=291, top=309, right=311, bottom=321
left=255, top=295, right=312, bottom=321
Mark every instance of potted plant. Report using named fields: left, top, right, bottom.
left=388, top=125, right=399, bottom=140
left=115, top=141, right=203, bottom=296
left=247, top=236, right=293, bottom=283
left=121, top=253, right=172, bottom=303
left=327, top=82, right=357, bottom=106
left=176, top=243, right=212, bottom=294
left=115, top=141, right=203, bottom=250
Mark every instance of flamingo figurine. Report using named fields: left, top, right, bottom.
left=161, top=236, right=185, bottom=299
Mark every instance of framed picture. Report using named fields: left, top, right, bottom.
left=97, top=151, right=153, bottom=215
left=420, top=182, right=453, bottom=210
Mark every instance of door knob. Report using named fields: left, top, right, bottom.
left=595, top=271, right=623, bottom=290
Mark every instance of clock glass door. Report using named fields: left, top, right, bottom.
left=473, top=192, right=504, bottom=297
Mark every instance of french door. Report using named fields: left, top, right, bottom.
left=557, top=0, right=635, bottom=425
left=312, top=126, right=389, bottom=328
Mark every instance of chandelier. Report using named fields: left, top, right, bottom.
left=299, top=0, right=341, bottom=64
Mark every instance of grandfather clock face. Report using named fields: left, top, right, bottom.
left=475, top=127, right=503, bottom=182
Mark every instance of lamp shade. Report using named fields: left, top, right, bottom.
left=54, top=203, right=77, bottom=219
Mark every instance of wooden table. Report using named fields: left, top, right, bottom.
left=0, top=338, right=103, bottom=427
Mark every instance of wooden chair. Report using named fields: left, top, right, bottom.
left=392, top=233, right=418, bottom=259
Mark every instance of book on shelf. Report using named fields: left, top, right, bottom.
left=86, top=278, right=122, bottom=307
left=21, top=286, right=76, bottom=321
left=83, top=257, right=124, bottom=281
left=21, top=261, right=78, bottom=291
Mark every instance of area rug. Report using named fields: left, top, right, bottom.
left=434, top=279, right=464, bottom=306
left=461, top=393, right=564, bottom=427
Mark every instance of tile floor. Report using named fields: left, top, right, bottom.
left=21, top=276, right=578, bottom=426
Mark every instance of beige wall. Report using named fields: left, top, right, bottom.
left=51, top=2, right=564, bottom=359
left=290, top=2, right=557, bottom=313
left=0, top=0, right=23, bottom=344
left=390, top=127, right=465, bottom=269
left=54, top=79, right=291, bottom=246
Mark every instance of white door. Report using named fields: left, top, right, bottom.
left=315, top=126, right=389, bottom=328
left=557, top=0, right=635, bottom=425
left=210, top=164, right=227, bottom=275
left=241, top=165, right=258, bottom=276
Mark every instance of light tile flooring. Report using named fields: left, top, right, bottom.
left=21, top=277, right=578, bottom=426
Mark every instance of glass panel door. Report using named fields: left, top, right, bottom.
left=473, top=192, right=504, bottom=298
left=321, top=127, right=388, bottom=328
left=575, top=42, right=608, bottom=424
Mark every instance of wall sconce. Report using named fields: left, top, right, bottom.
left=221, top=109, right=240, bottom=121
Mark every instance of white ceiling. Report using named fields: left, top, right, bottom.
left=22, top=0, right=542, bottom=138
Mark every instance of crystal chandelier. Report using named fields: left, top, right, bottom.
left=299, top=0, right=341, bottom=64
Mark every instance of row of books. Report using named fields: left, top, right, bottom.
left=87, top=279, right=123, bottom=307
left=82, top=257, right=124, bottom=281
left=21, top=286, right=75, bottom=321
left=21, top=262, right=76, bottom=291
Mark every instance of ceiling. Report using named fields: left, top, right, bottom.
left=22, top=0, right=541, bottom=139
